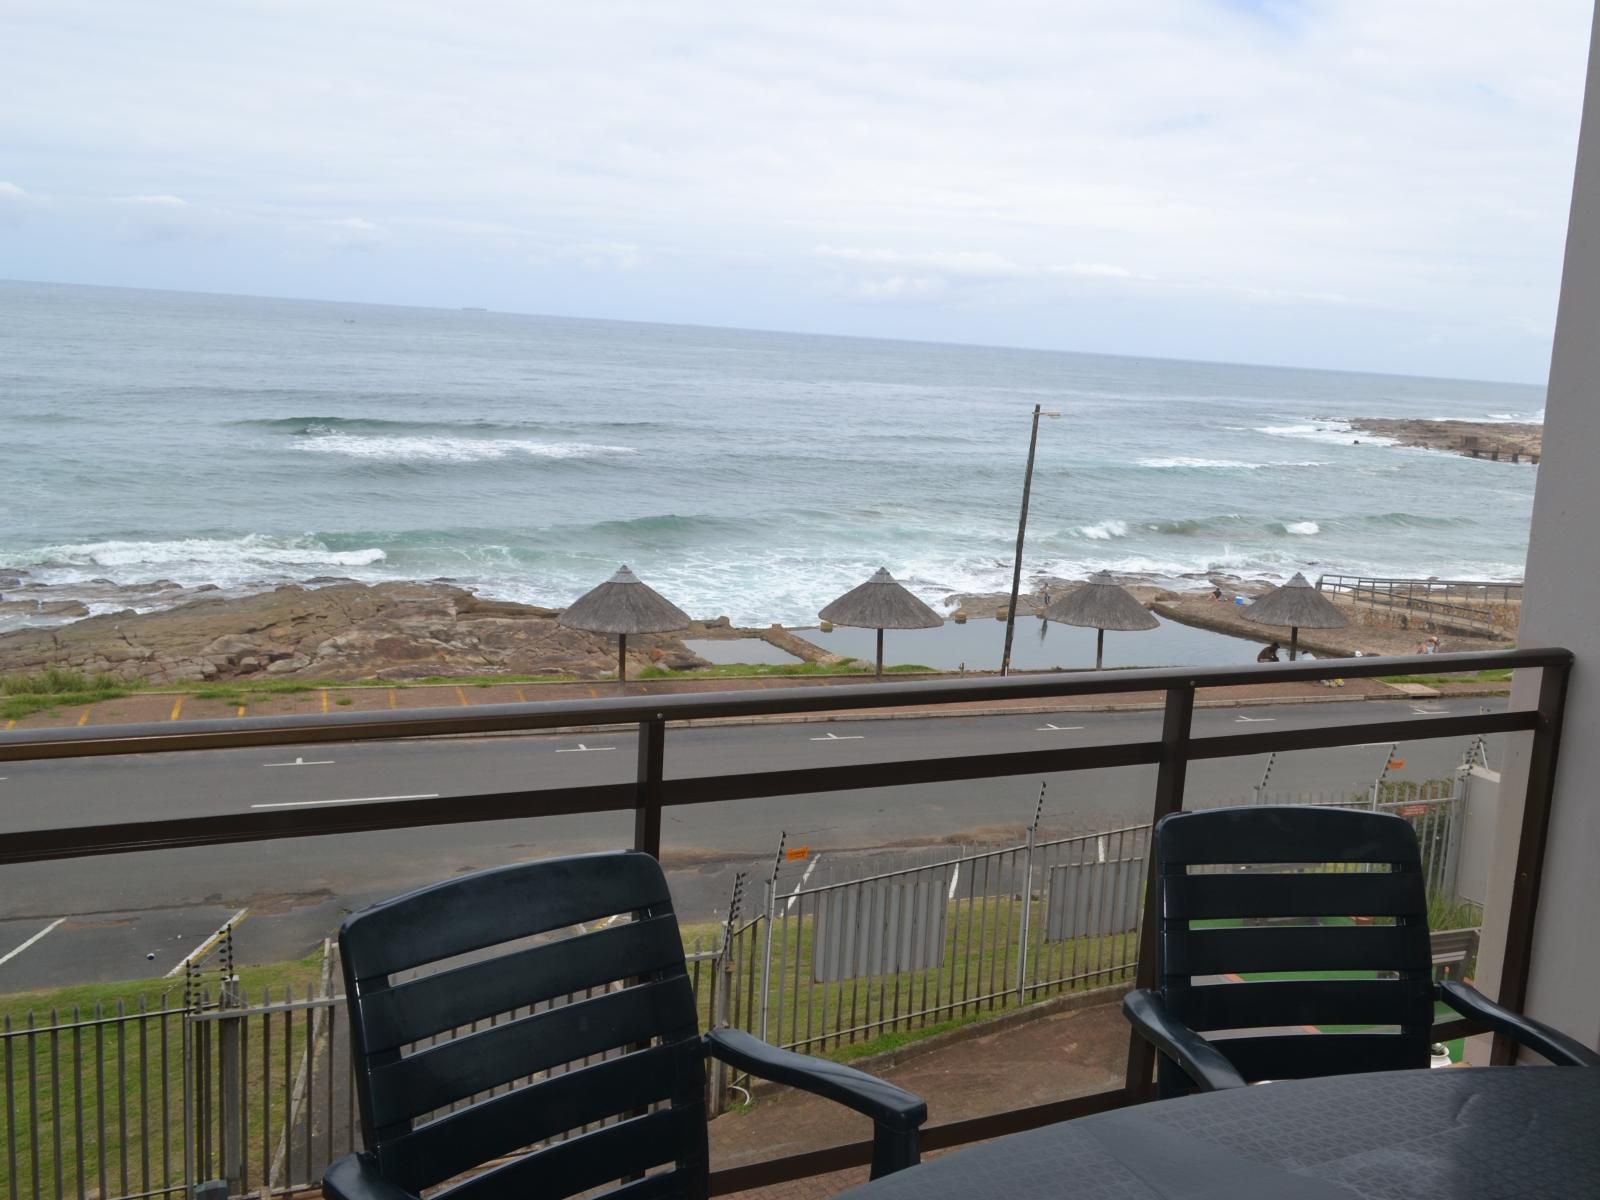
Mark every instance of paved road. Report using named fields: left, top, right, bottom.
left=0, top=696, right=1499, bottom=991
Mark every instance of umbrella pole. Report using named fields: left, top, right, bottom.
left=618, top=632, right=628, bottom=687
left=1096, top=628, right=1105, bottom=670
left=876, top=628, right=884, bottom=681
left=1289, top=627, right=1298, bottom=662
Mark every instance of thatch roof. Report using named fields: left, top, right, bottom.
left=1044, top=571, right=1159, bottom=631
left=1241, top=572, right=1348, bottom=630
left=819, top=568, right=943, bottom=630
left=558, top=565, right=690, bottom=635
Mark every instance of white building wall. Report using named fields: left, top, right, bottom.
left=1481, top=2, right=1600, bottom=1051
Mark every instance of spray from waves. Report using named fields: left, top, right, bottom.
left=1074, top=520, right=1129, bottom=540
left=1284, top=521, right=1319, bottom=536
left=8, top=535, right=387, bottom=579
left=1257, top=420, right=1399, bottom=447
left=239, top=415, right=676, bottom=435
left=1136, top=457, right=1331, bottom=470
left=294, top=434, right=638, bottom=463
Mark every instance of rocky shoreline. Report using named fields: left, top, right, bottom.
left=1350, top=417, right=1541, bottom=463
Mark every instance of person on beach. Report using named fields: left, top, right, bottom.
left=1414, top=635, right=1441, bottom=654
left=1210, top=586, right=1224, bottom=602
left=1257, top=642, right=1280, bottom=663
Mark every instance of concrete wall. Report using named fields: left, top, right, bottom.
left=1479, top=2, right=1600, bottom=1053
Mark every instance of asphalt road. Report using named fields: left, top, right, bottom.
left=0, top=695, right=1500, bottom=991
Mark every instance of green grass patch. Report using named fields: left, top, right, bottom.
left=1, top=668, right=132, bottom=718
left=1379, top=669, right=1513, bottom=686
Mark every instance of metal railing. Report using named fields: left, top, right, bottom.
left=0, top=647, right=1572, bottom=1194
left=1316, top=574, right=1522, bottom=634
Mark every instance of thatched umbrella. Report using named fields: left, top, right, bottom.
left=1241, top=571, right=1348, bottom=661
left=1043, top=571, right=1158, bottom=669
left=819, top=567, right=942, bottom=679
left=558, top=565, right=690, bottom=685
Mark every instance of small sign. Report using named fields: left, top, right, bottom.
left=1399, top=803, right=1428, bottom=817
left=785, top=846, right=810, bottom=861
left=1387, top=759, right=1406, bottom=770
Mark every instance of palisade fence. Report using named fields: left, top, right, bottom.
left=2, top=781, right=1470, bottom=1200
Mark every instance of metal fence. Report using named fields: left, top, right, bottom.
left=1315, top=574, right=1520, bottom=633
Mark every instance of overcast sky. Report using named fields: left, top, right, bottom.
left=2, top=1, right=1592, bottom=381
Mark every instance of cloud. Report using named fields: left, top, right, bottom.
left=0, top=0, right=1591, bottom=377
left=0, top=180, right=33, bottom=225
left=112, top=193, right=230, bottom=242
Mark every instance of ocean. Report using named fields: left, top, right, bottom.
left=0, top=280, right=1541, bottom=633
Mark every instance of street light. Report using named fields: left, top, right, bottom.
left=1000, top=404, right=1060, bottom=676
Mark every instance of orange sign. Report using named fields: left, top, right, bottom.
left=1387, top=759, right=1406, bottom=770
left=1399, top=803, right=1428, bottom=817
left=785, top=846, right=810, bottom=861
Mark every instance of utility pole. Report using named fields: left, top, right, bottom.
left=1001, top=404, right=1058, bottom=675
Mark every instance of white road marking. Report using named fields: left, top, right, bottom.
left=786, top=855, right=821, bottom=912
left=263, top=757, right=336, bottom=768
left=1235, top=715, right=1276, bottom=723
left=556, top=743, right=616, bottom=753
left=249, top=793, right=440, bottom=809
left=0, top=917, right=66, bottom=967
left=166, top=908, right=250, bottom=977
left=1410, top=707, right=1448, bottom=716
left=810, top=732, right=864, bottom=742
left=1036, top=723, right=1085, bottom=732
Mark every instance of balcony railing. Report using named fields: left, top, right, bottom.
left=0, top=647, right=1570, bottom=1194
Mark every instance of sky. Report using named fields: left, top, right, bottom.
left=1, top=0, right=1593, bottom=382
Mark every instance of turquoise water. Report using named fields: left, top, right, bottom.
left=1, top=280, right=1540, bottom=630
left=807, top=615, right=1260, bottom=670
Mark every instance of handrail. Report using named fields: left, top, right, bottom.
left=0, top=647, right=1561, bottom=762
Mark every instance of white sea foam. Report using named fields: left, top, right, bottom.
left=1075, top=520, right=1129, bottom=540
left=1285, top=521, right=1320, bottom=535
left=1138, top=457, right=1330, bottom=470
left=25, top=536, right=385, bottom=571
left=294, top=434, right=637, bottom=463
left=1258, top=420, right=1400, bottom=448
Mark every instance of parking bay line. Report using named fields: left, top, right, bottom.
left=0, top=917, right=66, bottom=968
left=263, top=756, right=337, bottom=767
left=1036, top=723, right=1085, bottom=732
left=249, top=793, right=440, bottom=810
left=556, top=743, right=616, bottom=753
left=810, top=732, right=865, bottom=742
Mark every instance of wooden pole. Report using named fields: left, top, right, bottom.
left=1096, top=628, right=1105, bottom=670
left=876, top=628, right=884, bottom=680
left=1289, top=627, right=1299, bottom=662
left=618, top=632, right=628, bottom=686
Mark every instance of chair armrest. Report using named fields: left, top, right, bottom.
left=1438, top=981, right=1600, bottom=1067
left=323, top=1153, right=419, bottom=1200
left=705, top=1027, right=926, bottom=1177
left=1123, top=989, right=1249, bottom=1091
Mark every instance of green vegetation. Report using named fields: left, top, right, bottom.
left=637, top=659, right=934, bottom=680
left=1379, top=669, right=1513, bottom=686
left=1, top=668, right=132, bottom=719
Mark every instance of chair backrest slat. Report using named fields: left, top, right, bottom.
left=1177, top=978, right=1433, bottom=1032
left=1165, top=871, right=1425, bottom=920
left=1150, top=807, right=1434, bottom=1092
left=340, top=851, right=708, bottom=1200
left=356, top=914, right=686, bottom=1052
left=368, top=976, right=696, bottom=1128
left=443, top=1107, right=700, bottom=1200
left=1210, top=1032, right=1429, bottom=1080
left=1164, top=924, right=1429, bottom=977
left=343, top=851, right=673, bottom=981
left=382, top=1040, right=701, bottom=1193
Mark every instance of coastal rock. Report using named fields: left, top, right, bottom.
left=0, top=580, right=704, bottom=683
left=1349, top=417, right=1541, bottom=463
